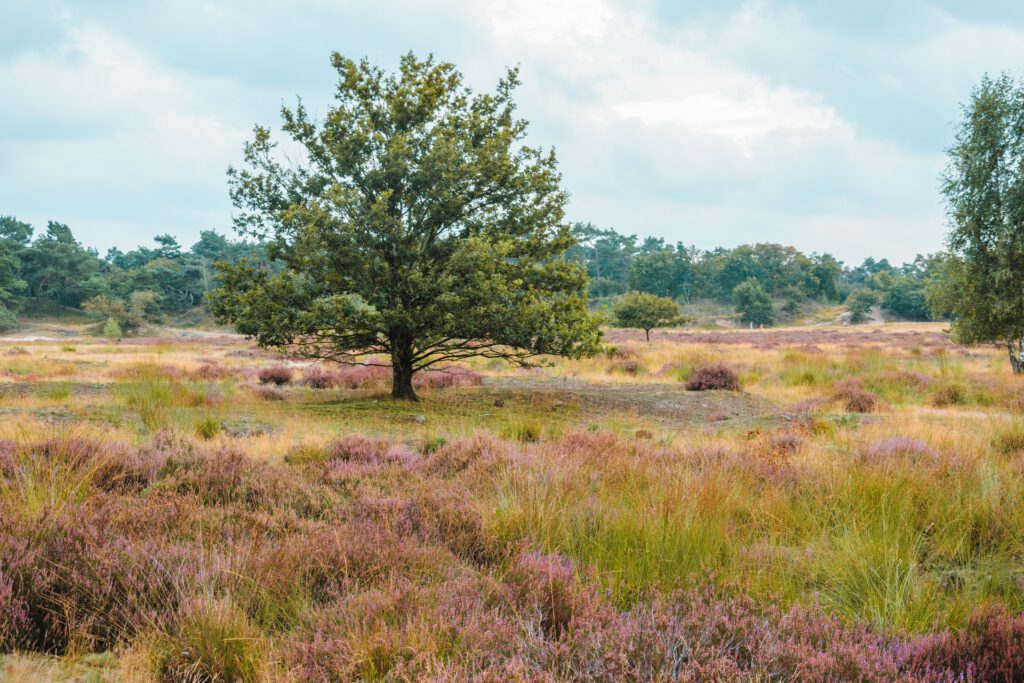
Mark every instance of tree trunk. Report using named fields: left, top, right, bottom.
left=391, top=339, right=418, bottom=401
left=1009, top=339, right=1024, bottom=374
left=644, top=328, right=651, bottom=342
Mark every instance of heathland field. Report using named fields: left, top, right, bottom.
left=3, top=323, right=1024, bottom=680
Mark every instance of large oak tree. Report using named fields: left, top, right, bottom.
left=210, top=53, right=601, bottom=399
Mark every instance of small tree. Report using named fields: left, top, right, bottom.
left=611, top=291, right=683, bottom=341
left=211, top=53, right=601, bottom=399
left=935, top=74, right=1024, bottom=373
left=83, top=290, right=158, bottom=334
left=732, top=278, right=774, bottom=326
left=845, top=288, right=878, bottom=324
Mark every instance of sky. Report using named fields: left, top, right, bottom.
left=2, top=1, right=1024, bottom=265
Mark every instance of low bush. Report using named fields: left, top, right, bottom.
left=300, top=366, right=337, bottom=389
left=685, top=363, right=741, bottom=391
left=252, top=386, right=285, bottom=401
left=932, top=382, right=967, bottom=407
left=413, top=365, right=484, bottom=390
left=833, top=379, right=884, bottom=413
left=257, top=365, right=294, bottom=386
left=608, top=358, right=643, bottom=375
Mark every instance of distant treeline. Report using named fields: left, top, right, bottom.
left=0, top=214, right=943, bottom=332
left=566, top=223, right=943, bottom=322
left=0, top=215, right=272, bottom=331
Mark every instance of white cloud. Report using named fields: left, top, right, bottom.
left=1, top=0, right=1019, bottom=261
left=0, top=20, right=250, bottom=248
left=481, top=0, right=846, bottom=144
left=487, top=0, right=615, bottom=46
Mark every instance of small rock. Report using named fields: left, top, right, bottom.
left=494, top=399, right=505, bottom=407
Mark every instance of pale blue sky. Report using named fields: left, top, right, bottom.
left=2, top=1, right=1023, bottom=263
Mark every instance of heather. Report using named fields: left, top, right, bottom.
left=2, top=324, right=1024, bottom=680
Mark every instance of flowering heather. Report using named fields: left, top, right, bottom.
left=300, top=365, right=337, bottom=389
left=187, top=361, right=234, bottom=381
left=256, top=365, right=294, bottom=385
left=767, top=431, right=804, bottom=455
left=413, top=364, right=484, bottom=389
left=932, top=382, right=968, bottom=407
left=833, top=378, right=885, bottom=412
left=685, top=362, right=741, bottom=391
left=332, top=364, right=391, bottom=389
left=6, top=326, right=1024, bottom=679
left=252, top=385, right=285, bottom=401
left=860, top=436, right=939, bottom=466
left=608, top=357, right=643, bottom=375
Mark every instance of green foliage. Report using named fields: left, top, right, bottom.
left=501, top=419, right=543, bottom=443
left=732, top=278, right=774, bottom=326
left=569, top=223, right=846, bottom=307
left=0, top=214, right=271, bottom=328
left=881, top=276, right=932, bottom=321
left=195, top=416, right=222, bottom=440
left=0, top=306, right=18, bottom=332
left=610, top=291, right=683, bottom=340
left=936, top=73, right=1024, bottom=372
left=20, top=221, right=103, bottom=308
left=153, top=597, right=267, bottom=683
left=85, top=290, right=158, bottom=334
left=101, top=317, right=123, bottom=339
left=211, top=53, right=602, bottom=400
left=629, top=245, right=690, bottom=299
left=117, top=378, right=173, bottom=432
left=846, top=289, right=879, bottom=324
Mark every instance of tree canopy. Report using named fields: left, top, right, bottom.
left=610, top=291, right=683, bottom=341
left=732, top=278, right=774, bottom=326
left=210, top=53, right=602, bottom=399
left=934, top=74, right=1024, bottom=372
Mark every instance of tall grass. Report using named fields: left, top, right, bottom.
left=116, top=378, right=173, bottom=432
left=487, top=430, right=1024, bottom=631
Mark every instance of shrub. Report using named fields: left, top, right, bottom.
left=156, top=446, right=328, bottom=516
left=333, top=365, right=392, bottom=389
left=733, top=278, right=774, bottom=326
left=252, top=386, right=285, bottom=401
left=188, top=362, right=233, bottom=381
left=301, top=366, right=337, bottom=389
left=413, top=365, right=484, bottom=390
left=256, top=366, right=293, bottom=386
left=503, top=551, right=586, bottom=639
left=608, top=358, right=643, bottom=375
left=685, top=363, right=741, bottom=391
left=424, top=433, right=513, bottom=479
left=767, top=432, right=803, bottom=455
left=932, top=382, right=967, bottom=407
left=832, top=379, right=884, bottom=413
left=101, top=317, right=123, bottom=339
left=0, top=308, right=18, bottom=333
left=906, top=604, right=1024, bottom=681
